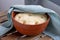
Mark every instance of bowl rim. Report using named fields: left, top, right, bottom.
left=12, top=11, right=50, bottom=26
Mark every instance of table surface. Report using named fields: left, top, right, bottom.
left=0, top=11, right=53, bottom=40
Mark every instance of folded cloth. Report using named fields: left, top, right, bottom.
left=0, top=5, right=60, bottom=40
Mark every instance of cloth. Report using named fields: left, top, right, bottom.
left=0, top=5, right=60, bottom=40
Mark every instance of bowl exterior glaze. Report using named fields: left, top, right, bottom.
left=12, top=12, right=50, bottom=36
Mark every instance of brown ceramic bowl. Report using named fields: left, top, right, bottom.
left=12, top=11, right=50, bottom=36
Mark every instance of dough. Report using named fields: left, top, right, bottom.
left=15, top=13, right=47, bottom=25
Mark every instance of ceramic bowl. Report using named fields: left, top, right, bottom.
left=12, top=11, right=50, bottom=36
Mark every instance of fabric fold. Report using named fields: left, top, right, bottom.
left=0, top=5, right=60, bottom=40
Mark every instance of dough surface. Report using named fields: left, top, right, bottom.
left=15, top=13, right=47, bottom=25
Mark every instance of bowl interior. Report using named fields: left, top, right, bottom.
left=12, top=11, right=50, bottom=25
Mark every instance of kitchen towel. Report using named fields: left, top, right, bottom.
left=0, top=5, right=60, bottom=40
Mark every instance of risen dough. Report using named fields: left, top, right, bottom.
left=15, top=13, right=47, bottom=25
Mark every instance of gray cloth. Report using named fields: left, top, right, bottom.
left=0, top=5, right=60, bottom=40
